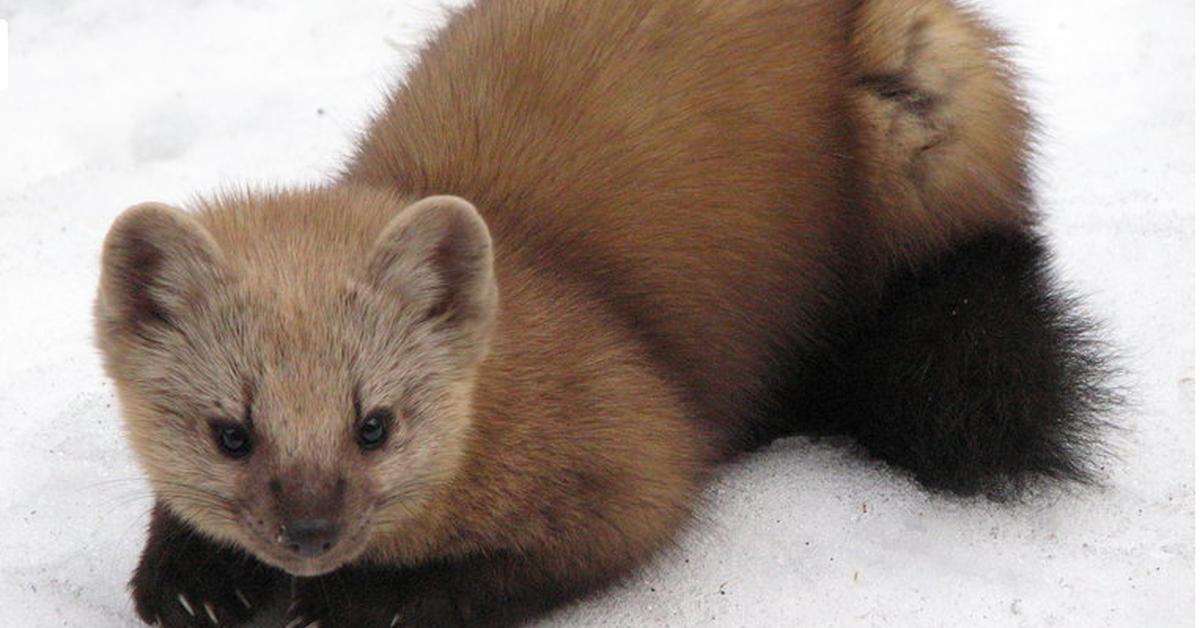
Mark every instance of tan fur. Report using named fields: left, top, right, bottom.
left=851, top=0, right=1034, bottom=270
left=96, top=0, right=1034, bottom=618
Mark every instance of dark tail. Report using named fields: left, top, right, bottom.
left=795, top=230, right=1121, bottom=498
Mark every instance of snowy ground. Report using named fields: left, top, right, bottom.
left=0, top=1, right=1192, bottom=626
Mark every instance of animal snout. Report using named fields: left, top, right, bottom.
left=278, top=518, right=340, bottom=558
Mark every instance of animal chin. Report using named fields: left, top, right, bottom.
left=278, top=555, right=347, bottom=577
left=248, top=537, right=360, bottom=577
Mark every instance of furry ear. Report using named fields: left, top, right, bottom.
left=96, top=202, right=225, bottom=336
left=366, top=195, right=497, bottom=340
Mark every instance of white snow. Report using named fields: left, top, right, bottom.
left=0, top=0, right=1192, bottom=626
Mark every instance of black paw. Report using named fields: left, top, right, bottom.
left=287, top=566, right=463, bottom=628
left=130, top=503, right=285, bottom=627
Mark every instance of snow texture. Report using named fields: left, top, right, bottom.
left=0, top=1, right=1192, bottom=626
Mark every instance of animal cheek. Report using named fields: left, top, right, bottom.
left=243, top=506, right=270, bottom=532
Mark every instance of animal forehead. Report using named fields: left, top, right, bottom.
left=242, top=282, right=356, bottom=347
left=233, top=296, right=359, bottom=419
left=251, top=363, right=355, bottom=459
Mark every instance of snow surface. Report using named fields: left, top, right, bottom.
left=0, top=1, right=1192, bottom=626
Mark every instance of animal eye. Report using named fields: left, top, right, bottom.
left=357, top=409, right=392, bottom=450
left=211, top=421, right=253, bottom=459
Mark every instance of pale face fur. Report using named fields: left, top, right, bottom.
left=95, top=188, right=496, bottom=576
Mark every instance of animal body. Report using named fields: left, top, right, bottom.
left=95, top=0, right=1114, bottom=625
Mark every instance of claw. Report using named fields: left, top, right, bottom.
left=177, top=593, right=196, bottom=617
left=234, top=588, right=252, bottom=609
left=390, top=613, right=401, bottom=627
left=284, top=618, right=307, bottom=628
left=203, top=601, right=219, bottom=625
left=304, top=622, right=321, bottom=628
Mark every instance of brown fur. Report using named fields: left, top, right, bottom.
left=96, top=1, right=1034, bottom=625
left=851, top=0, right=1034, bottom=271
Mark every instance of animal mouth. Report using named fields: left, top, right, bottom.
left=276, top=553, right=354, bottom=577
left=240, top=509, right=374, bottom=576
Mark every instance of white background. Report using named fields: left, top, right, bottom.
left=0, top=1, right=1192, bottom=626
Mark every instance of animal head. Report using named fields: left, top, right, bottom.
left=95, top=188, right=496, bottom=576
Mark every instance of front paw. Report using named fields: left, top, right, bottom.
left=130, top=540, right=281, bottom=627
left=130, top=505, right=284, bottom=626
left=287, top=568, right=463, bottom=628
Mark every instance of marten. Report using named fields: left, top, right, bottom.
left=94, top=0, right=1116, bottom=625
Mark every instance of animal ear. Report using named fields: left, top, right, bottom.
left=97, top=202, right=225, bottom=336
left=366, top=195, right=497, bottom=340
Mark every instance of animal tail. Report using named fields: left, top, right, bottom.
left=800, top=230, right=1121, bottom=498
left=775, top=0, right=1121, bottom=498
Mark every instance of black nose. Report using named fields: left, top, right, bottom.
left=279, top=519, right=339, bottom=558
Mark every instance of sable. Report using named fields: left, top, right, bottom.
left=95, top=1, right=1115, bottom=626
